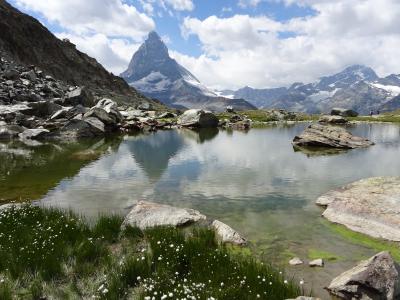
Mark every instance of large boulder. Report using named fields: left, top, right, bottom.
left=327, top=251, right=400, bottom=300
left=93, top=98, right=123, bottom=124
left=27, top=101, right=63, bottom=118
left=60, top=118, right=105, bottom=139
left=316, top=177, right=400, bottom=241
left=211, top=220, right=247, bottom=246
left=122, top=201, right=206, bottom=230
left=63, top=87, right=95, bottom=107
left=18, top=128, right=49, bottom=140
left=318, top=115, right=348, bottom=124
left=292, top=124, right=374, bottom=149
left=84, top=107, right=115, bottom=126
left=331, top=108, right=359, bottom=117
left=177, top=109, right=219, bottom=128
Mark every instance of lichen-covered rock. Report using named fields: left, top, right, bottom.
left=327, top=251, right=400, bottom=300
left=293, top=124, right=373, bottom=149
left=211, top=220, right=247, bottom=246
left=316, top=177, right=400, bottom=241
left=123, top=201, right=206, bottom=230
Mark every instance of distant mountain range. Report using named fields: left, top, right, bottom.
left=219, top=65, right=400, bottom=114
left=121, top=32, right=256, bottom=112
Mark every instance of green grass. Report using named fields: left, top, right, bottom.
left=308, top=249, right=342, bottom=261
left=329, top=223, right=400, bottom=261
left=217, top=110, right=319, bottom=124
left=0, top=204, right=302, bottom=299
left=349, top=114, right=400, bottom=123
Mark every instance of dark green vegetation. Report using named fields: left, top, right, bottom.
left=0, top=205, right=301, bottom=299
left=328, top=223, right=400, bottom=261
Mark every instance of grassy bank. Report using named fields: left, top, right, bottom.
left=217, top=110, right=318, bottom=124
left=0, top=205, right=302, bottom=299
left=218, top=109, right=400, bottom=125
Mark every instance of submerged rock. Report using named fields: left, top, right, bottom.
left=177, top=109, right=219, bottom=128
left=309, top=259, right=324, bottom=267
left=292, top=124, right=373, bottom=149
left=211, top=220, right=247, bottom=246
left=327, top=251, right=400, bottom=300
left=289, top=257, right=304, bottom=266
left=316, top=177, right=400, bottom=241
left=123, top=201, right=206, bottom=230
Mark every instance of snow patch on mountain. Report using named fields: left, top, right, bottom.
left=370, top=83, right=400, bottom=97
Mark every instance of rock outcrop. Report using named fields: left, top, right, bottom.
left=122, top=201, right=206, bottom=230
left=292, top=124, right=374, bottom=149
left=316, top=177, right=400, bottom=241
left=327, top=251, right=400, bottom=300
left=177, top=109, right=219, bottom=128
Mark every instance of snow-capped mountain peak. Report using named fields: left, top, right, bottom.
left=120, top=31, right=255, bottom=111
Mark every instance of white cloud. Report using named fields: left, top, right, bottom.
left=238, top=0, right=262, bottom=8
left=15, top=0, right=155, bottom=40
left=140, top=0, right=194, bottom=13
left=179, top=0, right=400, bottom=89
left=14, top=0, right=154, bottom=75
left=163, top=0, right=194, bottom=11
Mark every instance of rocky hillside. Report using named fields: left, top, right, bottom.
left=121, top=32, right=256, bottom=112
left=222, top=65, right=400, bottom=115
left=0, top=0, right=160, bottom=108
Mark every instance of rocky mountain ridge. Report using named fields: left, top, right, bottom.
left=121, top=32, right=256, bottom=112
left=221, top=65, right=400, bottom=114
left=0, top=0, right=160, bottom=108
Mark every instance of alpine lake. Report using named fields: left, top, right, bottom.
left=1, top=122, right=400, bottom=298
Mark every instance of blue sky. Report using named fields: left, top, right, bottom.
left=8, top=0, right=400, bottom=89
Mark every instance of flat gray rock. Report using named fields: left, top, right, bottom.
left=327, top=251, right=400, bottom=300
left=293, top=124, right=374, bottom=149
left=123, top=201, right=206, bottom=230
left=211, top=220, right=247, bottom=245
left=317, top=177, right=400, bottom=241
